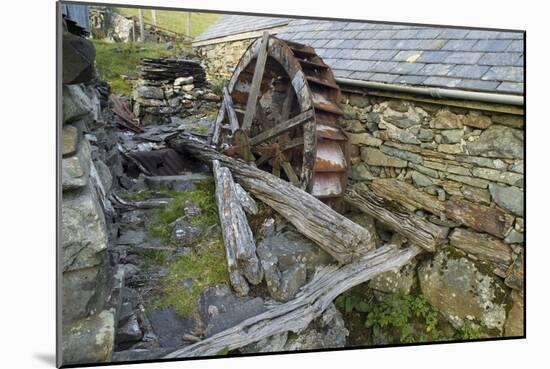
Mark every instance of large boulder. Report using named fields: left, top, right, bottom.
left=62, top=183, right=108, bottom=272
left=418, top=248, right=508, bottom=333
left=62, top=31, right=96, bottom=84
left=62, top=310, right=115, bottom=365
left=62, top=84, right=93, bottom=124
left=466, top=125, right=523, bottom=159
left=198, top=284, right=267, bottom=337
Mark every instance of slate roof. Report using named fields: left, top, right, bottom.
left=196, top=16, right=524, bottom=95
left=194, top=14, right=290, bottom=42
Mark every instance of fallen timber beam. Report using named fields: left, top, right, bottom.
left=168, top=135, right=374, bottom=264
left=213, top=160, right=263, bottom=291
left=345, top=183, right=449, bottom=252
left=163, top=244, right=422, bottom=358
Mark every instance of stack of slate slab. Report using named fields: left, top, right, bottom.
left=138, top=58, right=206, bottom=86
left=132, top=58, right=208, bottom=125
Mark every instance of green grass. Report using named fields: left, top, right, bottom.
left=147, top=179, right=219, bottom=245
left=116, top=7, right=220, bottom=37
left=92, top=40, right=184, bottom=95
left=153, top=233, right=229, bottom=316
left=136, top=179, right=230, bottom=316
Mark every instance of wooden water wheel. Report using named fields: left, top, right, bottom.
left=212, top=32, right=349, bottom=208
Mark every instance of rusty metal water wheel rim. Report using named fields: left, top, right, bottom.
left=213, top=34, right=349, bottom=207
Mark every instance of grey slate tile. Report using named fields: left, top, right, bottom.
left=354, top=30, right=382, bottom=39
left=393, top=50, right=423, bottom=62
left=444, top=52, right=483, bottom=64
left=393, top=29, right=419, bottom=39
left=356, top=39, right=380, bottom=49
left=417, top=64, right=454, bottom=76
left=392, top=62, right=426, bottom=74
left=457, top=79, right=500, bottom=92
left=417, top=51, right=452, bottom=63
left=394, top=75, right=427, bottom=85
left=349, top=71, right=375, bottom=80
left=441, top=39, right=477, bottom=51
left=496, top=82, right=524, bottom=94
left=335, top=48, right=359, bottom=59
left=472, top=39, right=512, bottom=52
left=332, top=59, right=356, bottom=70
left=370, top=61, right=399, bottom=73
left=423, top=76, right=463, bottom=88
left=325, top=39, right=346, bottom=48
left=498, top=32, right=524, bottom=40
left=372, top=39, right=402, bottom=49
left=311, top=39, right=330, bottom=48
left=349, top=60, right=377, bottom=71
left=369, top=73, right=399, bottom=83
left=482, top=66, right=523, bottom=82
left=415, top=29, right=442, bottom=39
left=354, top=49, right=378, bottom=59
left=478, top=52, right=522, bottom=66
left=373, top=30, right=399, bottom=39
left=332, top=69, right=353, bottom=78
left=465, top=30, right=502, bottom=39
left=320, top=48, right=340, bottom=58
left=370, top=50, right=399, bottom=61
left=439, top=28, right=470, bottom=39
left=448, top=65, right=490, bottom=79
left=507, top=40, right=524, bottom=52
left=339, top=39, right=362, bottom=48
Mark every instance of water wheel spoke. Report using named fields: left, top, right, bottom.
left=242, top=31, right=270, bottom=132
left=249, top=109, right=314, bottom=146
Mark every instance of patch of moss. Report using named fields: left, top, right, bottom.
left=147, top=179, right=218, bottom=245
left=152, top=232, right=229, bottom=316
left=141, top=249, right=167, bottom=271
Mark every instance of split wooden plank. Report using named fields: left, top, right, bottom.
left=223, top=87, right=240, bottom=133
left=249, top=109, right=314, bottom=146
left=168, top=135, right=375, bottom=264
left=242, top=31, right=270, bottom=132
left=211, top=99, right=226, bottom=146
left=234, top=182, right=259, bottom=215
left=213, top=160, right=263, bottom=291
left=163, top=244, right=422, bottom=358
left=345, top=183, right=449, bottom=252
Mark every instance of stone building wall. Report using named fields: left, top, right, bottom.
left=339, top=90, right=524, bottom=336
left=61, top=83, right=121, bottom=364
left=195, top=38, right=254, bottom=82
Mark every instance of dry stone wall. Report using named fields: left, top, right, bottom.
left=195, top=39, right=254, bottom=81
left=341, top=92, right=524, bottom=336
left=61, top=82, right=122, bottom=364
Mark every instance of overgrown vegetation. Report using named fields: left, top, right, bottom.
left=93, top=40, right=184, bottom=95
left=146, top=179, right=219, bottom=245
left=336, top=290, right=488, bottom=345
left=116, top=8, right=220, bottom=37
left=134, top=180, right=229, bottom=316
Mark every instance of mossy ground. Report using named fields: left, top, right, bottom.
left=130, top=180, right=230, bottom=317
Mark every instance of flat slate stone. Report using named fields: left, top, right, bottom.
left=63, top=125, right=78, bottom=157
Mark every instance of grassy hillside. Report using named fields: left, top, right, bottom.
left=116, top=7, right=219, bottom=37
left=93, top=40, right=183, bottom=95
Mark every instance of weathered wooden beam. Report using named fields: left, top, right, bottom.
left=211, top=99, right=226, bottom=146
left=249, top=109, right=314, bottom=146
left=223, top=87, right=240, bottom=133
left=280, top=157, right=300, bottom=187
left=163, top=244, right=422, bottom=358
left=213, top=160, right=263, bottom=291
left=168, top=135, right=375, bottom=263
left=242, top=31, right=270, bottom=132
left=345, top=183, right=449, bottom=252
left=234, top=182, right=258, bottom=215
